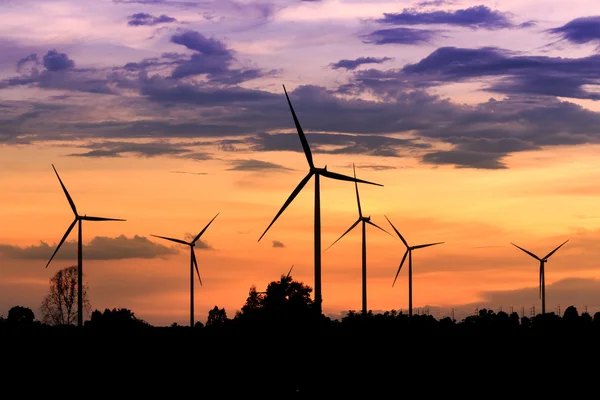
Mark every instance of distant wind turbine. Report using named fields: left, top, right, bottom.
left=285, top=264, right=294, bottom=279
left=511, top=239, right=568, bottom=315
left=151, top=213, right=219, bottom=328
left=258, top=85, right=383, bottom=315
left=325, top=163, right=392, bottom=316
left=46, top=164, right=126, bottom=328
left=386, top=216, right=444, bottom=317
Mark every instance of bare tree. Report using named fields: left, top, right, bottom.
left=40, top=266, right=91, bottom=326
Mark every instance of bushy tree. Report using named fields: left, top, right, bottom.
left=7, top=306, right=35, bottom=324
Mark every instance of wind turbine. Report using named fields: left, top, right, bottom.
left=511, top=239, right=568, bottom=315
left=46, top=164, right=126, bottom=328
left=151, top=213, right=219, bottom=328
left=386, top=216, right=444, bottom=317
left=258, top=85, right=383, bottom=315
left=324, top=163, right=392, bottom=316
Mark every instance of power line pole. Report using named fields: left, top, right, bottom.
left=451, top=308, right=455, bottom=321
left=521, top=306, right=524, bottom=319
left=510, top=306, right=514, bottom=315
left=530, top=304, right=535, bottom=318
left=557, top=304, right=560, bottom=316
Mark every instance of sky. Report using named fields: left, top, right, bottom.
left=2, top=0, right=600, bottom=325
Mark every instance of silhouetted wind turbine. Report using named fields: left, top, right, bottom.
left=151, top=213, right=219, bottom=328
left=386, top=216, right=444, bottom=317
left=46, top=164, right=126, bottom=328
left=511, top=239, right=568, bottom=315
left=325, top=163, right=392, bottom=316
left=258, top=85, right=383, bottom=315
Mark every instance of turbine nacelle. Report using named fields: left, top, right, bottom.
left=311, top=166, right=328, bottom=174
left=360, top=216, right=371, bottom=222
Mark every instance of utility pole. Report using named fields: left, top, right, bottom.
left=499, top=305, right=503, bottom=313
left=530, top=304, right=535, bottom=318
left=510, top=306, right=514, bottom=315
left=557, top=304, right=560, bottom=316
left=451, top=308, right=455, bottom=321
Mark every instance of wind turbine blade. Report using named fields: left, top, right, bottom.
left=193, top=212, right=219, bottom=244
left=150, top=234, right=189, bottom=246
left=510, top=243, right=541, bottom=261
left=384, top=215, right=408, bottom=248
left=324, top=219, right=360, bottom=252
left=258, top=171, right=313, bottom=242
left=283, top=85, right=314, bottom=169
left=392, top=250, right=409, bottom=287
left=286, top=264, right=294, bottom=279
left=192, top=248, right=202, bottom=286
left=52, top=164, right=78, bottom=216
left=82, top=216, right=126, bottom=222
left=320, top=170, right=383, bottom=187
left=543, top=239, right=569, bottom=260
left=353, top=163, right=362, bottom=218
left=366, top=220, right=393, bottom=237
left=413, top=241, right=444, bottom=250
left=46, top=218, right=77, bottom=268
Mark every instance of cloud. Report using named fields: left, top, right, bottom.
left=43, top=49, right=75, bottom=72
left=248, top=132, right=430, bottom=158
left=421, top=149, right=508, bottom=169
left=272, top=240, right=285, bottom=248
left=474, top=278, right=600, bottom=313
left=67, top=141, right=209, bottom=159
left=354, top=164, right=398, bottom=171
left=127, top=13, right=177, bottom=26
left=373, top=46, right=600, bottom=101
left=0, top=235, right=179, bottom=261
left=377, top=6, right=523, bottom=30
left=169, top=170, right=209, bottom=175
left=168, top=30, right=272, bottom=83
left=417, top=0, right=455, bottom=6
left=329, top=56, right=393, bottom=70
left=362, top=27, right=441, bottom=45
left=226, top=159, right=294, bottom=172
left=546, top=16, right=600, bottom=46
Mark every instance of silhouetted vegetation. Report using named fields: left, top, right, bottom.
left=2, top=273, right=599, bottom=340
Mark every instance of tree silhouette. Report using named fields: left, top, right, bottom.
left=7, top=305, right=35, bottom=324
left=40, top=266, right=91, bottom=326
left=206, top=306, right=228, bottom=327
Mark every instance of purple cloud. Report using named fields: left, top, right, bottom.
left=547, top=16, right=600, bottom=45
left=378, top=5, right=521, bottom=30
left=43, top=49, right=75, bottom=71
left=362, top=27, right=441, bottom=45
left=329, top=56, right=393, bottom=70
left=127, top=12, right=177, bottom=26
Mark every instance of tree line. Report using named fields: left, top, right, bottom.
left=2, top=265, right=600, bottom=336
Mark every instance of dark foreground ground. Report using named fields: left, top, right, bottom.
left=3, top=316, right=598, bottom=398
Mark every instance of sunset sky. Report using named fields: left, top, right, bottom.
left=3, top=0, right=600, bottom=325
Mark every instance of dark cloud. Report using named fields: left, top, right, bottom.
left=547, top=16, right=600, bottom=45
left=247, top=132, right=430, bottom=158
left=371, top=46, right=600, bottom=101
left=272, top=240, right=285, bottom=248
left=329, top=56, right=393, bottom=70
left=421, top=149, right=508, bottom=169
left=226, top=159, right=293, bottom=172
left=43, top=49, right=75, bottom=71
left=362, top=27, right=441, bottom=45
left=168, top=30, right=272, bottom=83
left=0, top=235, right=179, bottom=261
left=67, top=140, right=206, bottom=159
left=127, top=12, right=177, bottom=26
left=377, top=6, right=521, bottom=30
left=354, top=164, right=397, bottom=171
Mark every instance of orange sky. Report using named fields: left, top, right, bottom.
left=3, top=140, right=600, bottom=325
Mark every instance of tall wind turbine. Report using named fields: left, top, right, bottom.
left=46, top=164, right=126, bottom=328
left=258, top=85, right=383, bottom=315
left=511, top=239, right=568, bottom=315
left=151, top=213, right=219, bottom=328
left=324, top=163, right=392, bottom=316
left=386, top=216, right=444, bottom=317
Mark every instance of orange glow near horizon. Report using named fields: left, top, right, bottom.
left=3, top=139, right=600, bottom=325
